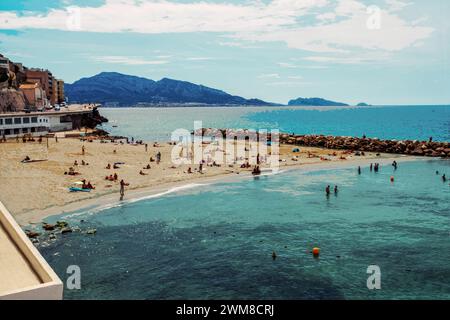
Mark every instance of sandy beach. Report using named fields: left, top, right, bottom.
left=0, top=136, right=418, bottom=226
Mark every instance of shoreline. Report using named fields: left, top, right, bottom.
left=19, top=153, right=423, bottom=226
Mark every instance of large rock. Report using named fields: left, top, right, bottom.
left=0, top=88, right=26, bottom=112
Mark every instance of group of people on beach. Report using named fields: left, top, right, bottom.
left=81, top=179, right=95, bottom=190
left=65, top=167, right=80, bottom=176
left=105, top=173, right=119, bottom=182
left=74, top=160, right=89, bottom=166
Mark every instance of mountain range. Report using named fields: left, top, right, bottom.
left=65, top=72, right=276, bottom=106
left=65, top=72, right=367, bottom=107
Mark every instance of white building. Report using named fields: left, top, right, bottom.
left=0, top=105, right=97, bottom=138
left=0, top=114, right=50, bottom=138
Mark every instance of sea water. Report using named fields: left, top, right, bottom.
left=99, top=105, right=450, bottom=142
left=39, top=159, right=450, bottom=299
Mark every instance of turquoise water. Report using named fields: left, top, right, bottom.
left=39, top=159, right=450, bottom=299
left=100, top=105, right=450, bottom=142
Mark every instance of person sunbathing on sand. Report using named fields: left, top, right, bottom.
left=74, top=160, right=78, bottom=166
left=106, top=163, right=111, bottom=169
left=86, top=181, right=95, bottom=190
left=139, top=170, right=148, bottom=176
left=143, top=164, right=151, bottom=170
left=66, top=167, right=80, bottom=176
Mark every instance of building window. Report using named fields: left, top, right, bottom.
left=0, top=119, right=3, bottom=125
left=31, top=127, right=36, bottom=133
left=5, top=118, right=12, bottom=125
left=14, top=118, right=21, bottom=124
left=31, top=117, right=38, bottom=123
left=14, top=128, right=20, bottom=135
left=5, top=129, right=11, bottom=135
left=23, top=117, right=30, bottom=124
left=22, top=128, right=29, bottom=133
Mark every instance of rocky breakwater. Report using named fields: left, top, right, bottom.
left=280, top=134, right=450, bottom=158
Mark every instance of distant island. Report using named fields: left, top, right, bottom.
left=65, top=72, right=278, bottom=107
left=356, top=102, right=371, bottom=107
left=288, top=97, right=349, bottom=107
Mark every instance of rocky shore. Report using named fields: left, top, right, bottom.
left=194, top=128, right=449, bottom=158
left=279, top=134, right=449, bottom=158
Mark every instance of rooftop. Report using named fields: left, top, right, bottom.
left=19, top=83, right=40, bottom=90
left=0, top=104, right=98, bottom=118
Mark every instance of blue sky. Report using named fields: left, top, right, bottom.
left=0, top=0, right=449, bottom=105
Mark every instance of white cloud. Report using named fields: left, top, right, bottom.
left=288, top=75, right=303, bottom=79
left=258, top=73, right=281, bottom=79
left=266, top=81, right=312, bottom=87
left=317, top=12, right=337, bottom=22
left=277, top=62, right=299, bottom=68
left=303, top=51, right=392, bottom=64
left=186, top=57, right=214, bottom=61
left=0, top=0, right=434, bottom=55
left=218, top=41, right=261, bottom=49
left=93, top=55, right=169, bottom=65
left=384, top=0, right=412, bottom=12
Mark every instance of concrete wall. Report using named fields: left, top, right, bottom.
left=0, top=201, right=63, bottom=300
left=48, top=114, right=73, bottom=132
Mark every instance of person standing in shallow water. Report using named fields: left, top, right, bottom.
left=334, top=185, right=338, bottom=195
left=120, top=179, right=128, bottom=201
left=358, top=166, right=361, bottom=175
left=392, top=161, right=398, bottom=170
left=443, top=174, right=447, bottom=182
left=370, top=163, right=373, bottom=172
left=326, top=185, right=331, bottom=196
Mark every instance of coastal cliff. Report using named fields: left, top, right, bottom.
left=0, top=89, right=26, bottom=113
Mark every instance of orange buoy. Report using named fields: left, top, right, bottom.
left=312, top=247, right=320, bottom=257
left=390, top=176, right=395, bottom=182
